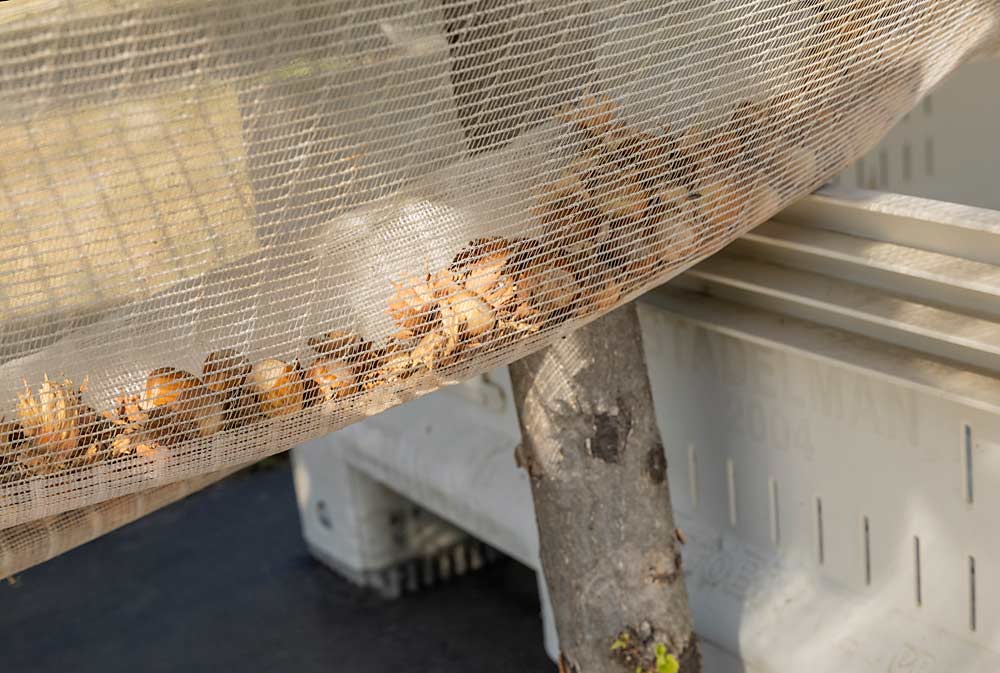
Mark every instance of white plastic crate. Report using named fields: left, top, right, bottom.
left=832, top=58, right=1000, bottom=210
left=292, top=55, right=1000, bottom=671
left=292, top=184, right=1000, bottom=672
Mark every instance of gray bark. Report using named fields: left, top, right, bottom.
left=509, top=303, right=700, bottom=673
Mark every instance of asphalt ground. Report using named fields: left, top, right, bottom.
left=0, top=458, right=555, bottom=673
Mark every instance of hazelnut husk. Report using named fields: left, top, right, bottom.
left=103, top=394, right=160, bottom=458
left=306, top=357, right=357, bottom=402
left=141, top=368, right=225, bottom=444
left=306, top=331, right=373, bottom=364
left=202, top=349, right=258, bottom=431
left=512, top=260, right=580, bottom=327
left=15, top=375, right=112, bottom=474
left=142, top=368, right=199, bottom=412
left=387, top=274, right=440, bottom=339
left=250, top=359, right=305, bottom=418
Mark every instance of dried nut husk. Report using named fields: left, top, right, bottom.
left=202, top=349, right=258, bottom=431
left=532, top=174, right=589, bottom=228
left=306, top=331, right=371, bottom=362
left=513, top=261, right=580, bottom=325
left=465, top=254, right=517, bottom=312
left=695, top=179, right=744, bottom=236
left=141, top=369, right=224, bottom=444
left=676, top=126, right=711, bottom=187
left=452, top=244, right=517, bottom=313
left=558, top=93, right=620, bottom=138
left=621, top=221, right=663, bottom=288
left=654, top=185, right=690, bottom=212
left=451, top=237, right=511, bottom=271
left=502, top=238, right=534, bottom=274
left=723, top=99, right=778, bottom=169
left=78, top=404, right=116, bottom=464
left=353, top=342, right=391, bottom=391
left=306, top=357, right=357, bottom=401
left=622, top=253, right=660, bottom=291
left=411, top=329, right=457, bottom=371
left=387, top=274, right=439, bottom=338
left=112, top=393, right=148, bottom=426
left=251, top=358, right=305, bottom=418
left=182, top=384, right=226, bottom=439
left=709, top=130, right=743, bottom=169
left=437, top=302, right=463, bottom=357
left=202, top=349, right=251, bottom=396
left=142, top=368, right=200, bottom=411
left=376, top=345, right=420, bottom=384
left=453, top=290, right=496, bottom=339
left=296, top=360, right=321, bottom=410
left=587, top=278, right=623, bottom=316
left=143, top=403, right=195, bottom=447
left=635, top=131, right=683, bottom=188
left=110, top=431, right=160, bottom=459
left=551, top=207, right=609, bottom=260
left=590, top=168, right=646, bottom=226
left=651, top=185, right=703, bottom=265
left=17, top=376, right=82, bottom=457
left=352, top=342, right=389, bottom=385
left=104, top=394, right=160, bottom=457
left=569, top=149, right=600, bottom=183
left=15, top=375, right=107, bottom=473
left=532, top=169, right=604, bottom=260
left=381, top=352, right=414, bottom=381
left=600, top=126, right=649, bottom=166
left=344, top=338, right=376, bottom=369
left=436, top=277, right=496, bottom=341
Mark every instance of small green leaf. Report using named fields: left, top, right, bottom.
left=653, top=643, right=679, bottom=673
left=611, top=631, right=630, bottom=651
left=656, top=652, right=679, bottom=673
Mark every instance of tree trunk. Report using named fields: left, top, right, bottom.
left=509, top=303, right=700, bottom=673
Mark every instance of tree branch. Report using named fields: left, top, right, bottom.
left=510, top=303, right=700, bottom=673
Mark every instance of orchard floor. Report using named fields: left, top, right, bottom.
left=0, top=457, right=554, bottom=673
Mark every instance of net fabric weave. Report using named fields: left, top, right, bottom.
left=0, top=0, right=997, bottom=561
left=0, top=466, right=241, bottom=578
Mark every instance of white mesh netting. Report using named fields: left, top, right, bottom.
left=0, top=0, right=997, bottom=575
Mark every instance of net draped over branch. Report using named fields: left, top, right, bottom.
left=0, top=0, right=996, bottom=566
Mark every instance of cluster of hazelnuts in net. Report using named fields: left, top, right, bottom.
left=1, top=92, right=785, bottom=482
